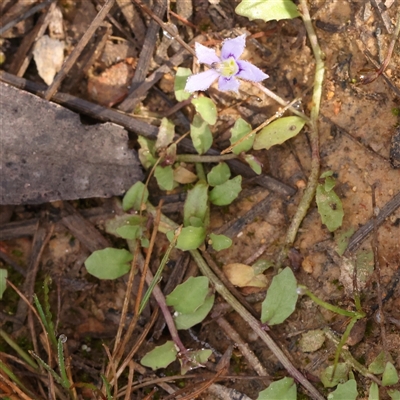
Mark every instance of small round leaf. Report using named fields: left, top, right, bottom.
left=191, top=97, right=217, bottom=125
left=207, top=162, right=231, bottom=186
left=209, top=176, right=242, bottom=206
left=209, top=233, right=232, bottom=251
left=141, top=341, right=178, bottom=370
left=122, top=181, right=149, bottom=212
left=253, top=116, right=305, bottom=150
left=176, top=226, right=206, bottom=250
left=85, top=248, right=132, bottom=280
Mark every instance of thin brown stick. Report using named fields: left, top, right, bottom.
left=110, top=242, right=140, bottom=364
left=44, top=0, right=116, bottom=100
left=113, top=308, right=159, bottom=384
left=215, top=316, right=269, bottom=377
left=123, top=361, right=135, bottom=400
left=345, top=190, right=400, bottom=255
left=169, top=9, right=197, bottom=30
left=134, top=200, right=163, bottom=316
left=0, top=0, right=53, bottom=36
left=201, top=251, right=259, bottom=319
left=6, top=279, right=54, bottom=398
left=0, top=373, right=34, bottom=400
left=371, top=185, right=387, bottom=356
left=132, top=0, right=196, bottom=57
left=103, top=344, right=119, bottom=399
left=118, top=0, right=168, bottom=112
left=163, top=368, right=226, bottom=400
left=63, top=341, right=77, bottom=400
left=14, top=220, right=54, bottom=326
left=8, top=1, right=56, bottom=76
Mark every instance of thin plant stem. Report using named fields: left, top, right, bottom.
left=127, top=239, right=187, bottom=354
left=114, top=309, right=159, bottom=384
left=176, top=153, right=237, bottom=162
left=135, top=200, right=163, bottom=316
left=139, top=226, right=181, bottom=314
left=277, top=0, right=325, bottom=266
left=221, top=96, right=303, bottom=155
left=110, top=241, right=140, bottom=362
left=0, top=329, right=38, bottom=370
left=146, top=203, right=324, bottom=400
left=299, top=286, right=365, bottom=319
left=252, top=82, right=310, bottom=123
left=324, top=327, right=381, bottom=385
left=195, top=162, right=207, bottom=182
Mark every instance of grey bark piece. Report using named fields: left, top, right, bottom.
left=0, top=82, right=144, bottom=204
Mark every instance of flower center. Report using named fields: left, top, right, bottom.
left=218, top=57, right=239, bottom=78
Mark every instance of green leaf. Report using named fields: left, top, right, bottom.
left=382, top=362, right=399, bottom=386
left=190, top=114, right=213, bottom=155
left=166, top=276, right=210, bottom=314
left=252, top=259, right=274, bottom=275
left=141, top=341, right=178, bottom=370
left=176, top=226, right=206, bottom=250
left=244, top=154, right=262, bottom=174
left=320, top=170, right=334, bottom=179
left=316, top=178, right=344, bottom=232
left=0, top=269, right=7, bottom=299
left=183, top=181, right=209, bottom=227
left=368, top=351, right=386, bottom=374
left=209, top=176, right=242, bottom=206
left=298, top=329, right=325, bottom=353
left=138, top=136, right=157, bottom=169
left=321, top=363, right=349, bottom=388
left=327, top=379, right=357, bottom=400
left=180, top=349, right=212, bottom=375
left=209, top=233, right=232, bottom=251
left=261, top=267, right=298, bottom=325
left=116, top=225, right=142, bottom=240
left=257, top=377, right=296, bottom=400
left=85, top=248, right=132, bottom=280
left=174, top=67, right=192, bottom=101
left=156, top=118, right=175, bottom=151
left=122, top=182, right=149, bottom=212
left=230, top=118, right=254, bottom=155
left=253, top=116, right=305, bottom=150
left=355, top=250, right=374, bottom=283
left=207, top=162, right=231, bottom=186
left=174, top=294, right=215, bottom=330
left=235, top=0, right=300, bottom=22
left=105, top=215, right=146, bottom=237
left=324, top=176, right=336, bottom=192
left=191, top=97, right=217, bottom=125
left=335, top=228, right=355, bottom=256
left=388, top=390, right=400, bottom=400
left=155, top=165, right=174, bottom=191
left=368, top=382, right=379, bottom=400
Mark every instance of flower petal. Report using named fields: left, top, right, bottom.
left=218, top=76, right=240, bottom=92
left=221, top=34, right=246, bottom=61
left=185, top=69, right=220, bottom=92
left=195, top=42, right=220, bottom=65
left=236, top=60, right=269, bottom=82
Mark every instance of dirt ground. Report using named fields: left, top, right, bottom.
left=0, top=0, right=399, bottom=399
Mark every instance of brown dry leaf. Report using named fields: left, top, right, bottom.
left=87, top=62, right=135, bottom=107
left=173, top=165, right=198, bottom=184
left=32, top=35, right=65, bottom=85
left=223, top=263, right=268, bottom=288
left=299, top=329, right=326, bottom=353
left=48, top=6, right=65, bottom=40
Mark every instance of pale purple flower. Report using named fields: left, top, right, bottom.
left=185, top=34, right=269, bottom=93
